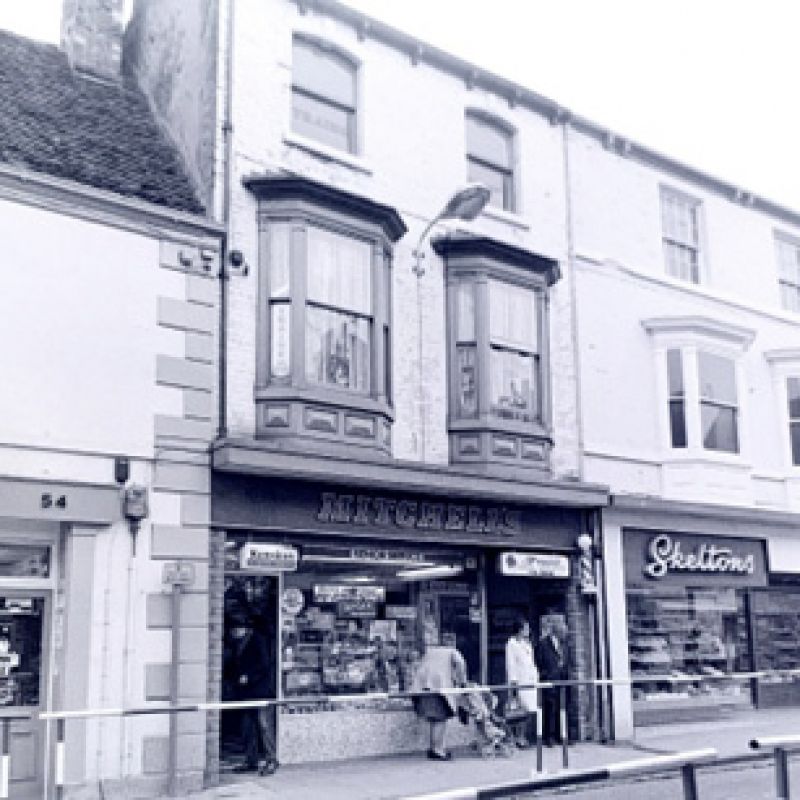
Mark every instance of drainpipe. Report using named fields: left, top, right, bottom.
left=561, top=120, right=613, bottom=739
left=560, top=118, right=585, bottom=481
left=217, top=0, right=236, bottom=441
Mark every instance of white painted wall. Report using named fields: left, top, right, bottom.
left=568, top=131, right=800, bottom=313
left=0, top=198, right=161, bottom=460
left=569, top=128, right=800, bottom=511
left=224, top=0, right=581, bottom=475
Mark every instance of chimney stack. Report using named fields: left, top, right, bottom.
left=61, top=0, right=125, bottom=79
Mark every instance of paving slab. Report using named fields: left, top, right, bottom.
left=192, top=708, right=800, bottom=799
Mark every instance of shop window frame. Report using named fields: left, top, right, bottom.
left=246, top=175, right=406, bottom=456
left=660, top=185, right=703, bottom=284
left=775, top=231, right=800, bottom=314
left=465, top=110, right=517, bottom=213
left=643, top=317, right=754, bottom=463
left=291, top=35, right=359, bottom=155
left=435, top=235, right=560, bottom=474
left=788, top=376, right=800, bottom=467
left=764, top=350, right=800, bottom=472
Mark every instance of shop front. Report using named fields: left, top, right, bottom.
left=623, top=529, right=766, bottom=726
left=210, top=470, right=605, bottom=769
left=612, top=517, right=800, bottom=731
left=0, top=476, right=123, bottom=799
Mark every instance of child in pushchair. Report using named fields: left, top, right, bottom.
left=458, top=683, right=516, bottom=758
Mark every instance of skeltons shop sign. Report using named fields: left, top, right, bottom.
left=625, top=530, right=767, bottom=589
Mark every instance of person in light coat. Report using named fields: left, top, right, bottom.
left=411, top=620, right=468, bottom=760
left=505, top=616, right=539, bottom=747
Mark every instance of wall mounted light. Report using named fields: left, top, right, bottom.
left=412, top=183, right=490, bottom=277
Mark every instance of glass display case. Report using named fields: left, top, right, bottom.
left=279, top=547, right=483, bottom=710
left=627, top=588, right=752, bottom=721
left=751, top=590, right=800, bottom=707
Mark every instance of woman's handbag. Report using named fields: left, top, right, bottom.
left=503, top=690, right=529, bottom=724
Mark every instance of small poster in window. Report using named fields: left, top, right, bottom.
left=337, top=599, right=377, bottom=618
left=281, top=587, right=305, bottom=616
left=369, top=619, right=397, bottom=642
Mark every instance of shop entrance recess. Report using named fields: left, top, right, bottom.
left=0, top=591, right=49, bottom=800
left=220, top=573, right=279, bottom=775
left=0, top=540, right=53, bottom=800
left=485, top=557, right=570, bottom=709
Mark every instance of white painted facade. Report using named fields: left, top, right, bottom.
left=567, top=128, right=800, bottom=738
left=0, top=169, right=220, bottom=796
left=221, top=0, right=582, bottom=476
left=123, top=0, right=800, bottom=768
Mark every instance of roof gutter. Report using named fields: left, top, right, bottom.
left=302, top=0, right=800, bottom=230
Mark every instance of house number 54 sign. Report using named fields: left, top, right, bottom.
left=41, top=493, right=67, bottom=509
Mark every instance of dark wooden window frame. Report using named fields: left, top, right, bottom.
left=465, top=111, right=517, bottom=213
left=292, top=35, right=359, bottom=154
left=245, top=175, right=406, bottom=457
left=435, top=235, right=560, bottom=474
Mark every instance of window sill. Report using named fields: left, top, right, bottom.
left=256, top=384, right=394, bottom=421
left=449, top=416, right=551, bottom=440
left=283, top=132, right=374, bottom=176
left=479, top=205, right=530, bottom=231
left=662, top=449, right=751, bottom=470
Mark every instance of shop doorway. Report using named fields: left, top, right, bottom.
left=0, top=593, right=49, bottom=800
left=221, top=575, right=278, bottom=774
left=486, top=571, right=568, bottom=694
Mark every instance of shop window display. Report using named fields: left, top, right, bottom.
left=223, top=538, right=483, bottom=714
left=627, top=589, right=752, bottom=718
left=0, top=597, right=43, bottom=708
left=751, top=590, right=800, bottom=706
left=279, top=546, right=482, bottom=707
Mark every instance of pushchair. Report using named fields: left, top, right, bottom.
left=458, top=684, right=516, bottom=758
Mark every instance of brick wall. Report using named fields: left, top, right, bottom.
left=124, top=0, right=221, bottom=212
left=61, top=0, right=124, bottom=78
left=204, top=527, right=225, bottom=785
left=566, top=558, right=598, bottom=742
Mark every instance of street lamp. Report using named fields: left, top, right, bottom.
left=412, top=183, right=491, bottom=277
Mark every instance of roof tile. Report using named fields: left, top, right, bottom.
left=0, top=30, right=204, bottom=215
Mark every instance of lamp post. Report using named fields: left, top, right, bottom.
left=410, top=183, right=490, bottom=462
left=412, top=183, right=491, bottom=277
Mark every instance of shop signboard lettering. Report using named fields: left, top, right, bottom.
left=337, top=599, right=377, bottom=618
left=498, top=551, right=570, bottom=578
left=385, top=605, right=417, bottom=620
left=313, top=584, right=386, bottom=604
left=317, top=492, right=521, bottom=536
left=239, top=543, right=298, bottom=573
left=624, top=530, right=768, bottom=589
left=644, top=534, right=755, bottom=579
left=348, top=548, right=429, bottom=565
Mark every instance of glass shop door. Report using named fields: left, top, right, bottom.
left=0, top=593, right=48, bottom=799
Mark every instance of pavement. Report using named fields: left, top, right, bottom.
left=193, top=708, right=799, bottom=799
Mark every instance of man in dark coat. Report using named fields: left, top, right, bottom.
left=535, top=616, right=569, bottom=746
left=230, top=613, right=278, bottom=774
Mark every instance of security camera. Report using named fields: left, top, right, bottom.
left=227, top=249, right=249, bottom=276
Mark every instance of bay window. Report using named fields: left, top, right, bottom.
left=246, top=175, right=406, bottom=456
left=667, top=348, right=687, bottom=448
left=436, top=235, right=559, bottom=473
left=488, top=280, right=539, bottom=422
left=787, top=377, right=800, bottom=466
left=305, top=227, right=372, bottom=393
left=644, top=317, right=754, bottom=458
left=698, top=351, right=739, bottom=453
